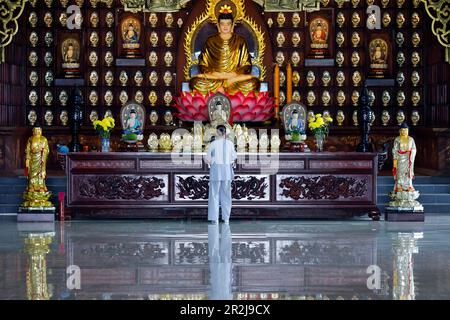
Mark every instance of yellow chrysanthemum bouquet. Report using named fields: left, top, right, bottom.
left=93, top=116, right=115, bottom=138
left=308, top=113, right=333, bottom=152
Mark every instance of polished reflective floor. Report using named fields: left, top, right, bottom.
left=1, top=216, right=450, bottom=300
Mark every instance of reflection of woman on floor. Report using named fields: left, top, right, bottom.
left=208, top=223, right=232, bottom=300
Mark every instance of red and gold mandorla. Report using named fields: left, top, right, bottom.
left=174, top=90, right=275, bottom=123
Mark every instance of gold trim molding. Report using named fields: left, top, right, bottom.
left=421, top=0, right=450, bottom=63
left=183, top=0, right=266, bottom=81
left=0, top=0, right=27, bottom=63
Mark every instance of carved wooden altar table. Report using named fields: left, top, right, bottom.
left=66, top=152, right=380, bottom=220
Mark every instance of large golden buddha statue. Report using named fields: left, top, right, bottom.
left=189, top=6, right=260, bottom=95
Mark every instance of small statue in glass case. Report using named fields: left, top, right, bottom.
left=336, top=90, right=346, bottom=106
left=44, top=110, right=54, bottom=126
left=381, top=110, right=390, bottom=126
left=44, top=91, right=53, bottom=106
left=164, top=51, right=173, bottom=67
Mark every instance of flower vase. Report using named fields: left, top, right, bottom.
left=315, top=134, right=324, bottom=152
left=101, top=137, right=110, bottom=152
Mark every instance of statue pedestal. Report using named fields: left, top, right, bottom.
left=385, top=191, right=425, bottom=222
left=18, top=207, right=56, bottom=222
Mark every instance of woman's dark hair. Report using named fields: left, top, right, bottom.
left=217, top=125, right=227, bottom=135
left=218, top=12, right=234, bottom=23
left=400, top=122, right=409, bottom=129
left=210, top=136, right=216, bottom=142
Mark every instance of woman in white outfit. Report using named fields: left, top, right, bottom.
left=205, top=125, right=237, bottom=224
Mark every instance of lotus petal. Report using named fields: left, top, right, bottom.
left=192, top=96, right=205, bottom=110
left=233, top=104, right=248, bottom=116
left=253, top=105, right=263, bottom=114
left=243, top=97, right=256, bottom=110
left=232, top=112, right=242, bottom=122
left=241, top=112, right=255, bottom=122
left=235, top=92, right=245, bottom=104
left=254, top=112, right=270, bottom=122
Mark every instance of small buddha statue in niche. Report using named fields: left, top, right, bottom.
left=189, top=6, right=260, bottom=95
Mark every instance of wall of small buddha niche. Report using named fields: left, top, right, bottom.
left=0, top=0, right=447, bottom=173
left=23, top=0, right=429, bottom=130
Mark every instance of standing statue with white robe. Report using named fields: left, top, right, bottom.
left=205, top=125, right=237, bottom=224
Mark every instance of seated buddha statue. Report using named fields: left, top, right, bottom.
left=189, top=6, right=260, bottom=96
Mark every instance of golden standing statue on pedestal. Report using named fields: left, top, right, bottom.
left=21, top=126, right=54, bottom=209
left=388, top=123, right=423, bottom=212
left=189, top=5, right=260, bottom=95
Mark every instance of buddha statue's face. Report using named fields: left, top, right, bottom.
left=28, top=110, right=37, bottom=125
left=352, top=91, right=360, bottom=106
left=276, top=32, right=285, bottom=47
left=30, top=32, right=38, bottom=47
left=29, top=71, right=38, bottom=86
left=33, top=127, right=42, bottom=138
left=322, top=71, right=331, bottom=86
left=89, top=91, right=98, bottom=105
left=352, top=12, right=360, bottom=27
left=292, top=71, right=300, bottom=86
left=337, top=91, right=345, bottom=105
left=105, top=51, right=113, bottom=66
left=352, top=71, right=361, bottom=86
left=307, top=71, right=315, bottom=86
left=90, top=110, right=99, bottom=123
left=149, top=13, right=158, bottom=27
left=322, top=91, right=331, bottom=105
left=382, top=91, right=391, bottom=105
left=397, top=51, right=405, bottom=66
left=90, top=12, right=99, bottom=27
left=352, top=111, right=358, bottom=125
left=45, top=111, right=53, bottom=124
left=165, top=13, right=174, bottom=27
left=164, top=52, right=173, bottom=66
left=399, top=128, right=408, bottom=137
left=149, top=52, right=158, bottom=66
left=29, top=91, right=38, bottom=105
left=411, top=111, right=420, bottom=125
left=412, top=91, right=421, bottom=106
left=218, top=19, right=234, bottom=35
left=397, top=91, right=406, bottom=106
left=275, top=52, right=285, bottom=66
left=104, top=91, right=113, bottom=105
left=44, top=52, right=53, bottom=66
left=336, top=110, right=344, bottom=125
left=351, top=51, right=360, bottom=66
left=29, top=51, right=38, bottom=66
left=336, top=51, right=344, bottom=66
left=412, top=13, right=420, bottom=27
left=336, top=71, right=345, bottom=86
left=337, top=12, right=345, bottom=27
left=396, top=32, right=404, bottom=47
left=292, top=13, right=301, bottom=27
left=382, top=110, right=390, bottom=125
left=150, top=111, right=158, bottom=124
left=336, top=32, right=345, bottom=47
left=411, top=71, right=420, bottom=86
left=396, top=13, right=405, bottom=28
left=164, top=32, right=174, bottom=47
left=89, top=51, right=98, bottom=66
left=135, top=91, right=144, bottom=104
left=135, top=71, right=143, bottom=86
left=396, top=72, right=405, bottom=86
left=291, top=52, right=300, bottom=66
left=106, top=12, right=114, bottom=27
left=411, top=52, right=420, bottom=66
left=149, top=71, right=158, bottom=86
left=412, top=32, right=421, bottom=47
left=382, top=13, right=391, bottom=27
